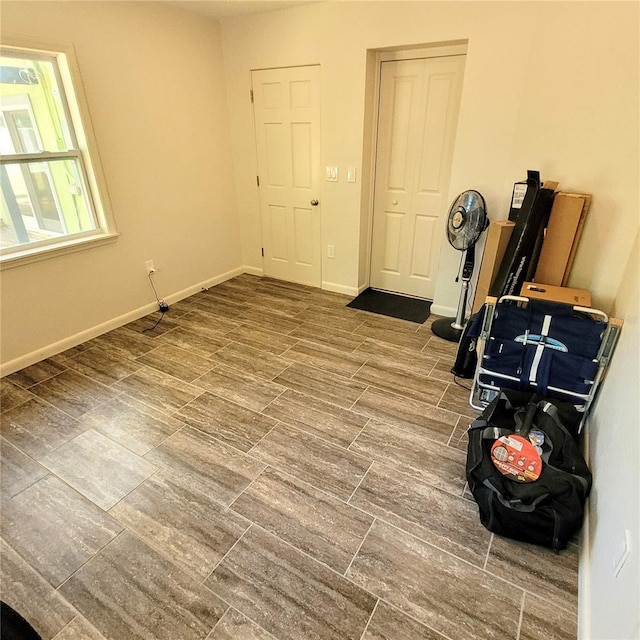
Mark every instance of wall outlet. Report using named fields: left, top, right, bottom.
left=327, top=244, right=335, bottom=259
left=145, top=260, right=157, bottom=275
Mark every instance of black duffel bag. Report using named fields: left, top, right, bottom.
left=466, top=389, right=592, bottom=552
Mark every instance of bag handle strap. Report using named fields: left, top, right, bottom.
left=468, top=416, right=512, bottom=440
left=483, top=479, right=550, bottom=512
left=514, top=400, right=539, bottom=437
left=538, top=401, right=574, bottom=439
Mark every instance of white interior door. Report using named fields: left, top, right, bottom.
left=252, top=66, right=321, bottom=287
left=370, top=55, right=465, bottom=299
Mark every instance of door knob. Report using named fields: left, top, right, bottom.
left=310, top=199, right=319, bottom=206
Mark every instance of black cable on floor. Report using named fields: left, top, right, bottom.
left=143, top=272, right=168, bottom=333
left=143, top=310, right=166, bottom=333
left=453, top=375, right=472, bottom=391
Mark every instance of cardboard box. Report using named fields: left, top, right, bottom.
left=534, top=192, right=591, bottom=286
left=520, top=281, right=592, bottom=307
left=472, top=220, right=515, bottom=313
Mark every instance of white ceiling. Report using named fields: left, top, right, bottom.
left=164, top=0, right=320, bottom=20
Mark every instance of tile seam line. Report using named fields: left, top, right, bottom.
left=346, top=459, right=374, bottom=504
left=350, top=451, right=468, bottom=500
left=4, top=363, right=69, bottom=391
left=347, top=485, right=498, bottom=572
left=110, top=507, right=251, bottom=588
left=202, top=521, right=255, bottom=587
left=224, top=520, right=385, bottom=607
left=137, top=448, right=263, bottom=514
left=249, top=419, right=372, bottom=469
left=206, top=606, right=277, bottom=640
left=177, top=385, right=278, bottom=423
left=105, top=465, right=164, bottom=513
left=27, top=382, right=123, bottom=423
left=226, top=465, right=272, bottom=513
left=116, top=363, right=202, bottom=397
left=343, top=517, right=377, bottom=579
left=362, top=516, right=529, bottom=597
left=82, top=409, right=181, bottom=459
left=357, top=597, right=379, bottom=640
left=269, top=377, right=371, bottom=417
left=367, top=597, right=459, bottom=640
left=228, top=457, right=378, bottom=525
left=92, top=528, right=236, bottom=635
left=55, top=526, right=127, bottom=595
left=347, top=407, right=468, bottom=454
left=0, top=398, right=90, bottom=459
left=346, top=416, right=372, bottom=449
left=0, top=535, right=83, bottom=614
left=516, top=589, right=526, bottom=640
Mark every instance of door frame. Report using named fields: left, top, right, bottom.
left=362, top=42, right=468, bottom=297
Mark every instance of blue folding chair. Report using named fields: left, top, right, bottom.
left=470, top=295, right=622, bottom=431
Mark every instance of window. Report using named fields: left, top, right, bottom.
left=0, top=41, right=116, bottom=267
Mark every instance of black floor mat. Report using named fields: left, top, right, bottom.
left=346, top=288, right=431, bottom=324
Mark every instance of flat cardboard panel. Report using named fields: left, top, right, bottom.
left=534, top=193, right=589, bottom=286
left=563, top=194, right=591, bottom=285
left=472, top=220, right=515, bottom=313
left=521, top=281, right=592, bottom=307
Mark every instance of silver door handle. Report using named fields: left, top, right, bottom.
left=310, top=199, right=319, bottom=206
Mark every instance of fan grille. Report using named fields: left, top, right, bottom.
left=446, top=190, right=487, bottom=250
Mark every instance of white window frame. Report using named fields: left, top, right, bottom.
left=0, top=36, right=118, bottom=270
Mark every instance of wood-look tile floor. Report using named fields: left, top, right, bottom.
left=0, top=275, right=578, bottom=640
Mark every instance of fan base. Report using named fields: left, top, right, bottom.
left=431, top=317, right=463, bottom=343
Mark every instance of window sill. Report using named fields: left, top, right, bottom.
left=0, top=231, right=120, bottom=271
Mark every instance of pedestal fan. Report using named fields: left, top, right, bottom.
left=431, top=190, right=488, bottom=342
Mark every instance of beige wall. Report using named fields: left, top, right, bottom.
left=583, top=230, right=639, bottom=640
left=220, top=1, right=639, bottom=313
left=1, top=1, right=241, bottom=371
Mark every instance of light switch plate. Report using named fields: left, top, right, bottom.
left=347, top=167, right=357, bottom=183
left=325, top=166, right=338, bottom=182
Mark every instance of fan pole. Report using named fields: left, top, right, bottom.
left=452, top=279, right=469, bottom=330
left=431, top=245, right=476, bottom=342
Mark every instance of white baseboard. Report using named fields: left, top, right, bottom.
left=1, top=268, right=366, bottom=376
left=0, top=266, right=245, bottom=377
left=321, top=281, right=359, bottom=297
left=430, top=304, right=457, bottom=317
left=242, top=265, right=264, bottom=277
left=578, top=501, right=591, bottom=640
left=1, top=303, right=159, bottom=377
left=577, top=428, right=592, bottom=640
left=168, top=266, right=245, bottom=299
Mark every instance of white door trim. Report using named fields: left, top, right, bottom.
left=378, top=43, right=468, bottom=63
